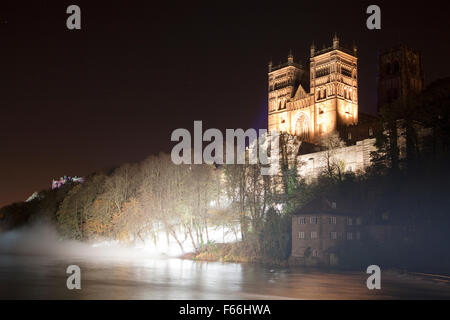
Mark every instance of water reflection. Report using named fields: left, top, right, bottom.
left=0, top=255, right=449, bottom=299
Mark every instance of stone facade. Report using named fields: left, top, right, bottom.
left=268, top=35, right=358, bottom=143
left=296, top=138, right=377, bottom=180
left=291, top=198, right=363, bottom=266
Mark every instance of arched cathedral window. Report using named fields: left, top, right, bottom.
left=295, top=113, right=310, bottom=141
left=386, top=63, right=391, bottom=75
left=393, top=61, right=400, bottom=74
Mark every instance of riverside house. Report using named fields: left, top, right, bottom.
left=291, top=197, right=363, bottom=266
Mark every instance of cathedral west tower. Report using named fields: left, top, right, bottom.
left=268, top=35, right=359, bottom=143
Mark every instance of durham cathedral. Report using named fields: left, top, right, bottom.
left=268, top=34, right=424, bottom=178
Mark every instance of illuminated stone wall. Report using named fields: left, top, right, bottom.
left=296, top=138, right=377, bottom=180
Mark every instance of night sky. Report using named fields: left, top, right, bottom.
left=0, top=0, right=449, bottom=207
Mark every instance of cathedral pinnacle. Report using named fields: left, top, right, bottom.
left=333, top=33, right=339, bottom=49
left=288, top=50, right=294, bottom=64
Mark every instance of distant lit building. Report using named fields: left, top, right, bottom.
left=52, top=176, right=84, bottom=189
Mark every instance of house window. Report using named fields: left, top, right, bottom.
left=310, top=216, right=318, bottom=224
left=347, top=217, right=353, bottom=225
left=331, top=202, right=337, bottom=209
left=330, top=216, right=337, bottom=224
left=356, top=232, right=361, bottom=240
left=311, top=231, right=318, bottom=239
left=312, top=250, right=319, bottom=257
left=356, top=217, right=362, bottom=225
left=369, top=127, right=373, bottom=137
left=299, top=232, right=305, bottom=239
left=348, top=132, right=352, bottom=140
left=346, top=232, right=353, bottom=240
left=298, top=217, right=306, bottom=225
left=330, top=232, right=337, bottom=240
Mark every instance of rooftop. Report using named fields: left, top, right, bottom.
left=269, top=60, right=303, bottom=73
left=293, top=196, right=361, bottom=216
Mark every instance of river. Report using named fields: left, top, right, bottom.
left=1, top=254, right=450, bottom=299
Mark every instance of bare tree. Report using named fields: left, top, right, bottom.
left=318, top=132, right=346, bottom=180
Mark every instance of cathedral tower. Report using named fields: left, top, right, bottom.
left=268, top=35, right=358, bottom=143
left=377, top=44, right=424, bottom=113
left=309, top=34, right=358, bottom=137
left=268, top=52, right=307, bottom=121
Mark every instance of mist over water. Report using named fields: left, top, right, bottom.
left=1, top=223, right=450, bottom=299
left=0, top=223, right=160, bottom=259
left=0, top=221, right=239, bottom=260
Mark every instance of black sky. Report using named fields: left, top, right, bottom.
left=0, top=0, right=449, bottom=207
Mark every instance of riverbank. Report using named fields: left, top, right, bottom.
left=179, top=242, right=450, bottom=279
left=179, top=242, right=290, bottom=267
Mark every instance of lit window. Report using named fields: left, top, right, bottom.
left=310, top=216, right=318, bottom=224
left=369, top=127, right=373, bottom=137
left=330, top=232, right=337, bottom=240
left=330, top=216, right=337, bottom=224
left=311, top=231, right=318, bottom=239
left=348, top=132, right=352, bottom=140
left=346, top=232, right=353, bottom=240
left=299, top=232, right=305, bottom=239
